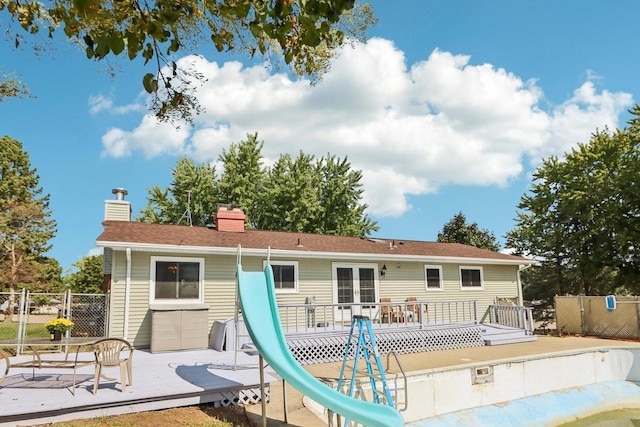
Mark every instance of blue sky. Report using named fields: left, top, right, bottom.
left=2, top=1, right=639, bottom=273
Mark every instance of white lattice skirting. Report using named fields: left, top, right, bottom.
left=287, top=325, right=484, bottom=365
left=212, top=386, right=270, bottom=407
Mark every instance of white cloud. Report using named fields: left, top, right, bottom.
left=87, top=247, right=103, bottom=257
left=101, top=115, right=190, bottom=159
left=89, top=94, right=144, bottom=115
left=100, top=38, right=634, bottom=217
left=88, top=94, right=113, bottom=115
left=539, top=81, right=634, bottom=161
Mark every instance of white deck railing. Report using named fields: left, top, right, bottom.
left=488, top=304, right=535, bottom=334
left=278, top=299, right=479, bottom=335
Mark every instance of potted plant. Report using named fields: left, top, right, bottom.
left=44, top=318, right=74, bottom=341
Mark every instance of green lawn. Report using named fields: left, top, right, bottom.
left=0, top=322, right=49, bottom=340
left=1, top=322, right=50, bottom=355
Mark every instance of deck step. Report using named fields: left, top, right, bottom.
left=484, top=335, right=537, bottom=346
left=481, top=323, right=537, bottom=346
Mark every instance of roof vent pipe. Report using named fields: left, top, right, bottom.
left=112, top=188, right=128, bottom=201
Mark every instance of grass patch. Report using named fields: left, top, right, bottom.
left=0, top=322, right=50, bottom=354
left=0, top=321, right=49, bottom=339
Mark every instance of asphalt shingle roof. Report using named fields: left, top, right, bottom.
left=96, top=221, right=531, bottom=264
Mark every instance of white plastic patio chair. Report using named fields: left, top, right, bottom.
left=92, top=337, right=134, bottom=394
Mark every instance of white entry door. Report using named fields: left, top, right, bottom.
left=333, top=263, right=379, bottom=323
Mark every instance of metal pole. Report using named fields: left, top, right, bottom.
left=282, top=379, right=289, bottom=424
left=259, top=354, right=266, bottom=427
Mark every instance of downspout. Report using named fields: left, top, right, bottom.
left=124, top=247, right=131, bottom=341
left=517, top=264, right=533, bottom=306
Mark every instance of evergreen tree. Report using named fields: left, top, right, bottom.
left=138, top=157, right=219, bottom=226
left=218, top=133, right=266, bottom=228
left=0, top=136, right=57, bottom=319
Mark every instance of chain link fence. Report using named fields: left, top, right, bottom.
left=0, top=290, right=108, bottom=343
left=69, top=293, right=108, bottom=337
left=555, top=295, right=640, bottom=339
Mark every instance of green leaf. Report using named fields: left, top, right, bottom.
left=127, top=33, right=140, bottom=60
left=94, top=38, right=110, bottom=58
left=83, top=34, right=93, bottom=48
left=284, top=49, right=293, bottom=64
left=109, top=36, right=125, bottom=55
left=168, top=38, right=180, bottom=53
left=142, top=73, right=158, bottom=93
left=211, top=34, right=224, bottom=51
left=142, top=43, right=154, bottom=64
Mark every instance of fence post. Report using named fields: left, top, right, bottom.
left=636, top=296, right=640, bottom=340
left=579, top=295, right=586, bottom=335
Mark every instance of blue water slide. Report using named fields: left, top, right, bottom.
left=237, top=265, right=405, bottom=427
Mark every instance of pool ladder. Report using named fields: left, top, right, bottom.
left=334, top=315, right=408, bottom=426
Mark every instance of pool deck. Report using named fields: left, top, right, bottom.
left=2, top=336, right=640, bottom=426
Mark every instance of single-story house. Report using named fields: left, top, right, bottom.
left=96, top=189, right=534, bottom=351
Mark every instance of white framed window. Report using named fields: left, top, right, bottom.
left=265, top=260, right=299, bottom=294
left=424, top=265, right=443, bottom=291
left=460, top=266, right=484, bottom=290
left=150, top=256, right=204, bottom=304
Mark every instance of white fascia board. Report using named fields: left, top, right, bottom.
left=96, top=241, right=534, bottom=266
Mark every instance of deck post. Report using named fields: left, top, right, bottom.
left=474, top=301, right=479, bottom=324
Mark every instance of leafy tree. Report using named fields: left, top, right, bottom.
left=507, top=105, right=640, bottom=298
left=0, top=136, right=57, bottom=319
left=437, top=212, right=500, bottom=251
left=218, top=133, right=266, bottom=228
left=138, top=156, right=219, bottom=226
left=140, top=135, right=378, bottom=236
left=64, top=255, right=104, bottom=294
left=34, top=256, right=64, bottom=292
left=261, top=151, right=322, bottom=232
left=316, top=154, right=377, bottom=236
left=259, top=151, right=377, bottom=235
left=3, top=0, right=376, bottom=122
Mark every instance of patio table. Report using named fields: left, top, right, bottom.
left=0, top=336, right=101, bottom=395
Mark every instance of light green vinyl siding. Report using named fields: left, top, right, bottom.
left=375, top=262, right=519, bottom=320
left=107, top=249, right=521, bottom=348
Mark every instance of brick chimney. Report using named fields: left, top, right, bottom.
left=104, top=188, right=131, bottom=221
left=215, top=204, right=246, bottom=232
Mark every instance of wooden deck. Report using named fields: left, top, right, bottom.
left=0, top=348, right=274, bottom=426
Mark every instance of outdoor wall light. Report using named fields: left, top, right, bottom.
left=380, top=264, right=387, bottom=277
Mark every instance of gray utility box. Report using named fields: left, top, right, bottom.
left=150, top=304, right=209, bottom=353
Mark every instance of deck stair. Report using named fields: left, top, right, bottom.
left=337, top=315, right=396, bottom=424
left=481, top=323, right=537, bottom=346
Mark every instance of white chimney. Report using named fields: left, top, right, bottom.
left=104, top=188, right=131, bottom=221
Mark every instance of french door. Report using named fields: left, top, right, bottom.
left=332, top=263, right=379, bottom=322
